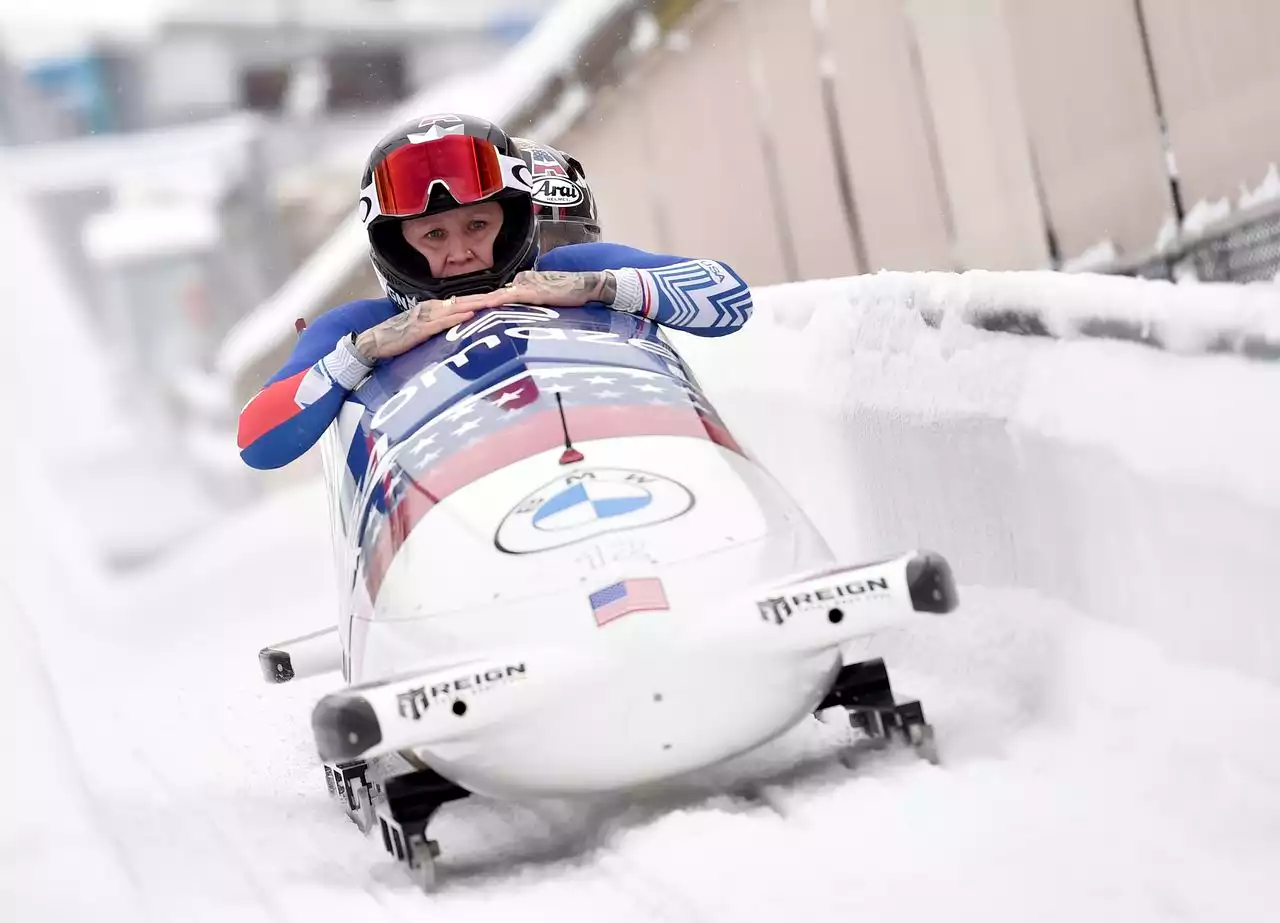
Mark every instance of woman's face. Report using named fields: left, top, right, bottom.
left=400, top=201, right=504, bottom=278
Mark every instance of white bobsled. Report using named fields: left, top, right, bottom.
left=259, top=304, right=958, bottom=888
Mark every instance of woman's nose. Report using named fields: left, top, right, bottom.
left=446, top=239, right=473, bottom=264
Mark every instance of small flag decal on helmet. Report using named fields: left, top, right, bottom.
left=589, top=578, right=669, bottom=627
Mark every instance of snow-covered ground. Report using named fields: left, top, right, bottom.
left=5, top=271, right=1280, bottom=921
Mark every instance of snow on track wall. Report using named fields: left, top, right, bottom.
left=670, top=271, right=1280, bottom=685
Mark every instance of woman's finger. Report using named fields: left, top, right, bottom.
left=482, top=288, right=531, bottom=309
left=498, top=285, right=537, bottom=305
left=450, top=293, right=496, bottom=311
left=406, top=310, right=474, bottom=348
left=433, top=310, right=474, bottom=332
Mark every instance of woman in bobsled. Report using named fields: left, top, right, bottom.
left=236, top=113, right=754, bottom=472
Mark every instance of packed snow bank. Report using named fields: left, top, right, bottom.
left=670, top=270, right=1280, bottom=685
left=760, top=269, right=1280, bottom=357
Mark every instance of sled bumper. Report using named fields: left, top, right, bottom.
left=752, top=548, right=958, bottom=634
left=259, top=626, right=342, bottom=684
left=311, top=653, right=563, bottom=764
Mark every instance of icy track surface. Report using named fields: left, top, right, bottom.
left=6, top=256, right=1280, bottom=918
left=7, top=463, right=1279, bottom=921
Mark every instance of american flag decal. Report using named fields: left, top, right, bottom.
left=589, top=578, right=669, bottom=627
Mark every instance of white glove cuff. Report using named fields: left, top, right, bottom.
left=608, top=268, right=645, bottom=315
left=322, top=334, right=374, bottom=390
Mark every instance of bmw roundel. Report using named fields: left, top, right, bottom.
left=496, top=469, right=693, bottom=553
left=531, top=478, right=651, bottom=530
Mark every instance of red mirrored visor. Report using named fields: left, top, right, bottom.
left=372, top=134, right=506, bottom=218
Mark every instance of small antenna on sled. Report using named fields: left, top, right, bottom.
left=555, top=392, right=584, bottom=465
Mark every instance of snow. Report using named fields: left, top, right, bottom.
left=672, top=273, right=1280, bottom=682
left=1238, top=163, right=1280, bottom=210
left=1015, top=342, right=1280, bottom=510
left=6, top=269, right=1280, bottom=919
left=1153, top=213, right=1179, bottom=252
left=10, top=481, right=1280, bottom=920
left=1182, top=196, right=1233, bottom=237
left=1060, top=238, right=1117, bottom=272
left=1145, top=163, right=1280, bottom=255
left=0, top=360, right=134, bottom=920
left=754, top=268, right=1280, bottom=358
left=676, top=273, right=1280, bottom=513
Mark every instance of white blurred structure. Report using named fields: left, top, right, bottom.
left=171, top=0, right=557, bottom=28
left=0, top=0, right=557, bottom=142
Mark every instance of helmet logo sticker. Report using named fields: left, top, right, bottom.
left=417, top=114, right=463, bottom=128
left=412, top=115, right=465, bottom=140
left=513, top=163, right=533, bottom=189
left=408, top=115, right=467, bottom=143
left=408, top=127, right=468, bottom=143
left=531, top=176, right=584, bottom=207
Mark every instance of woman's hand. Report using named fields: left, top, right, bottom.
left=466, top=270, right=617, bottom=311
left=354, top=295, right=485, bottom=361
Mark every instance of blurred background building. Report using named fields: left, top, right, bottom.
left=2, top=0, right=1278, bottom=569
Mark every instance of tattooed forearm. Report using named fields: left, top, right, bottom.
left=536, top=271, right=593, bottom=299
left=354, top=327, right=386, bottom=360
left=357, top=311, right=416, bottom=359
left=515, top=271, right=616, bottom=305
left=573, top=271, right=615, bottom=304
left=595, top=271, right=617, bottom=305
left=355, top=300, right=449, bottom=360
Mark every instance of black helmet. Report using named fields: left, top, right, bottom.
left=358, top=113, right=538, bottom=309
left=511, top=137, right=602, bottom=252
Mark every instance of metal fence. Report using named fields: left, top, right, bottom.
left=1112, top=199, right=1280, bottom=284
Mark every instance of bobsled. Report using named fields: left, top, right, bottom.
left=258, top=303, right=959, bottom=889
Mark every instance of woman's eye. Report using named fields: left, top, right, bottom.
left=425, top=229, right=445, bottom=241
left=469, top=220, right=488, bottom=232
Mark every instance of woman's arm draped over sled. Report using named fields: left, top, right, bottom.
left=538, top=242, right=753, bottom=337
left=238, top=244, right=752, bottom=470
left=236, top=301, right=391, bottom=470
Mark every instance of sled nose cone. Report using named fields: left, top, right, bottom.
left=312, top=694, right=383, bottom=762
left=906, top=551, right=958, bottom=613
